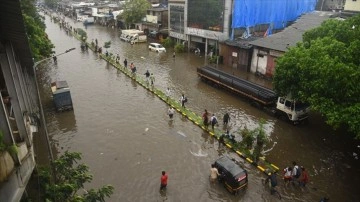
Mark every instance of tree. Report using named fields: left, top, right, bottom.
left=21, top=0, right=54, bottom=61
left=118, top=0, right=151, bottom=29
left=38, top=151, right=114, bottom=201
left=273, top=15, right=360, bottom=138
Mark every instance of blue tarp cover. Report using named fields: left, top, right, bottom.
left=232, top=0, right=317, bottom=29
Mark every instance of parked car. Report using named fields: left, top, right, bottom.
left=214, top=156, right=248, bottom=194
left=148, top=43, right=166, bottom=53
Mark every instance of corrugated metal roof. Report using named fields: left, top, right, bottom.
left=0, top=0, right=34, bottom=68
left=249, top=11, right=334, bottom=52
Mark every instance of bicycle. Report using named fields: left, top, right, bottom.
left=262, top=178, right=282, bottom=200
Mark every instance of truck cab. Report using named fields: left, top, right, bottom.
left=130, top=33, right=147, bottom=44
left=276, top=97, right=310, bottom=124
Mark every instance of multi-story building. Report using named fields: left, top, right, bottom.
left=168, top=0, right=231, bottom=56
left=0, top=0, right=47, bottom=201
left=168, top=0, right=319, bottom=77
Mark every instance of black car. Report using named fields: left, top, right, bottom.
left=214, top=156, right=248, bottom=194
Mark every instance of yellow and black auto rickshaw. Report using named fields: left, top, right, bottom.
left=215, top=156, right=248, bottom=194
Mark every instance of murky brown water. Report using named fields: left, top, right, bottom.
left=35, top=12, right=360, bottom=202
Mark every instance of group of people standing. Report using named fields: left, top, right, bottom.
left=202, top=110, right=231, bottom=131
left=144, top=70, right=155, bottom=86
left=283, top=161, right=309, bottom=187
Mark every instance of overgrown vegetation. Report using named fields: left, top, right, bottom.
left=21, top=0, right=54, bottom=61
left=161, top=38, right=175, bottom=48
left=273, top=14, right=360, bottom=138
left=208, top=56, right=219, bottom=64
left=0, top=130, right=17, bottom=156
left=76, top=28, right=88, bottom=42
left=174, top=43, right=185, bottom=53
left=36, top=151, right=114, bottom=201
left=117, top=0, right=151, bottom=29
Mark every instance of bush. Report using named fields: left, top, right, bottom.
left=76, top=28, right=87, bottom=42
left=240, top=127, right=255, bottom=149
left=161, top=38, right=175, bottom=48
left=208, top=56, right=218, bottom=64
left=174, top=43, right=185, bottom=53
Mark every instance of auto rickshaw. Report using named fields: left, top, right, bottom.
left=214, top=156, right=248, bottom=194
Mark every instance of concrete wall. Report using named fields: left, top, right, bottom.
left=344, top=0, right=360, bottom=11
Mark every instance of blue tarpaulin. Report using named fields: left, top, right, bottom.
left=232, top=0, right=317, bottom=30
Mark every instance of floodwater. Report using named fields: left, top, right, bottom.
left=35, top=12, right=360, bottom=202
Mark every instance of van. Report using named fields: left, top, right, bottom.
left=214, top=156, right=248, bottom=194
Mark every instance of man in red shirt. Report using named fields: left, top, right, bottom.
left=160, top=171, right=168, bottom=191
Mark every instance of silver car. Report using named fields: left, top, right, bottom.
left=148, top=43, right=166, bottom=53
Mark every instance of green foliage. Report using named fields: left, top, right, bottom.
left=119, top=0, right=151, bottom=28
left=273, top=14, right=360, bottom=138
left=39, top=151, right=114, bottom=201
left=240, top=127, right=255, bottom=149
left=174, top=43, right=185, bottom=53
left=0, top=130, right=17, bottom=155
left=104, top=41, right=111, bottom=48
left=161, top=38, right=174, bottom=48
left=76, top=28, right=88, bottom=42
left=21, top=0, right=54, bottom=61
left=255, top=119, right=268, bottom=146
left=208, top=56, right=218, bottom=64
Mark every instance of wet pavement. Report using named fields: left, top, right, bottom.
left=34, top=12, right=360, bottom=202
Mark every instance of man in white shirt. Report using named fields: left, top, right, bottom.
left=165, top=88, right=171, bottom=101
left=168, top=107, right=175, bottom=119
left=210, top=164, right=220, bottom=183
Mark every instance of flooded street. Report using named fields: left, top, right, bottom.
left=36, top=13, right=360, bottom=202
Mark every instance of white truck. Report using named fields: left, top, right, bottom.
left=120, top=29, right=147, bottom=43
left=130, top=33, right=147, bottom=44
left=197, top=66, right=310, bottom=124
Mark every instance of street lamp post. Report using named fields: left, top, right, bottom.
left=33, top=48, right=75, bottom=163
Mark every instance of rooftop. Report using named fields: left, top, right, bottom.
left=249, top=11, right=334, bottom=52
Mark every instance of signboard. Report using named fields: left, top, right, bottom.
left=187, top=27, right=221, bottom=40
left=169, top=32, right=186, bottom=40
left=232, top=52, right=238, bottom=57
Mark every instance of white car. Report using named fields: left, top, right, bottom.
left=148, top=43, right=166, bottom=53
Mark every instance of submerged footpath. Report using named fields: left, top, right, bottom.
left=49, top=15, right=279, bottom=175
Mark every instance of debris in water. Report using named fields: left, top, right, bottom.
left=145, top=128, right=149, bottom=132
left=177, top=131, right=187, bottom=137
left=190, top=149, right=208, bottom=157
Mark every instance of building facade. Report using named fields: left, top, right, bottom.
left=0, top=0, right=44, bottom=201
left=344, top=0, right=360, bottom=12
left=168, top=0, right=232, bottom=56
